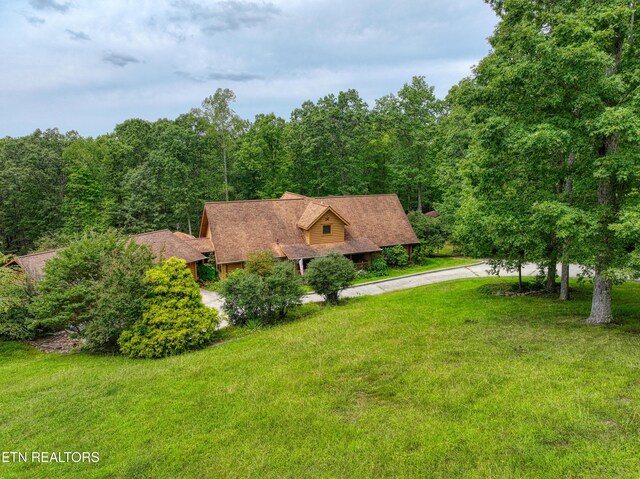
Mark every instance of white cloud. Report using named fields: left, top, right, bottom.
left=0, top=0, right=496, bottom=136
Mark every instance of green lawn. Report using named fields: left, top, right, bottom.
left=350, top=256, right=477, bottom=285
left=2, top=279, right=640, bottom=478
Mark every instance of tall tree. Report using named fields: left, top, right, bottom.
left=457, top=0, right=640, bottom=320
left=234, top=113, right=292, bottom=199
left=197, top=89, right=247, bottom=201
left=375, top=77, right=442, bottom=211
left=288, top=89, right=373, bottom=196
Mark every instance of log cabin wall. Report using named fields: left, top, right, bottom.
left=305, top=211, right=345, bottom=245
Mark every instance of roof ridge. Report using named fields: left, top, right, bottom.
left=16, top=248, right=60, bottom=259
left=131, top=229, right=172, bottom=237
left=313, top=193, right=398, bottom=199
left=204, top=197, right=305, bottom=206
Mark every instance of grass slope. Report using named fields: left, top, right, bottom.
left=1, top=279, right=640, bottom=478
left=350, top=257, right=477, bottom=286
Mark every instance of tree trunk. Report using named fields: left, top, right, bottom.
left=417, top=183, right=423, bottom=212
left=560, top=263, right=570, bottom=300
left=187, top=216, right=192, bottom=236
left=587, top=164, right=616, bottom=323
left=546, top=259, right=556, bottom=292
left=559, top=152, right=575, bottom=301
left=586, top=271, right=613, bottom=324
left=518, top=264, right=523, bottom=291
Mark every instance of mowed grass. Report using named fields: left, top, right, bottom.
left=1, top=279, right=640, bottom=478
left=350, top=257, right=478, bottom=285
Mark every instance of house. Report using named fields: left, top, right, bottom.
left=199, top=193, right=419, bottom=278
left=425, top=210, right=440, bottom=218
left=10, top=230, right=207, bottom=282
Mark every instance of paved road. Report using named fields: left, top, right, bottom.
left=201, top=262, right=585, bottom=326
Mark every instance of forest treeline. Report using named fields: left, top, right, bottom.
left=0, top=78, right=443, bottom=255
left=1, top=0, right=640, bottom=324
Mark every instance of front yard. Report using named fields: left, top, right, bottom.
left=1, top=278, right=640, bottom=478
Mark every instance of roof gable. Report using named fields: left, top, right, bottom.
left=296, top=202, right=350, bottom=231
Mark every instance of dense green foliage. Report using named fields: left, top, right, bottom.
left=219, top=255, right=303, bottom=326
left=1, top=279, right=640, bottom=478
left=0, top=78, right=444, bottom=257
left=83, top=243, right=155, bottom=353
left=197, top=262, right=218, bottom=283
left=407, top=211, right=447, bottom=255
left=367, top=254, right=388, bottom=277
left=304, top=252, right=357, bottom=304
left=28, top=231, right=153, bottom=341
left=382, top=245, right=409, bottom=268
left=119, top=258, right=218, bottom=358
left=0, top=255, right=31, bottom=340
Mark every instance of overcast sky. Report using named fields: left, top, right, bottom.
left=0, top=0, right=497, bottom=137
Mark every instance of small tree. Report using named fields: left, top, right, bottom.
left=304, top=252, right=356, bottom=304
left=119, top=258, right=218, bottom=359
left=218, top=260, right=302, bottom=326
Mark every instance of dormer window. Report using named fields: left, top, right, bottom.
left=322, top=225, right=332, bottom=235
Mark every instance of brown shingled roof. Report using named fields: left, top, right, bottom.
left=280, top=192, right=307, bottom=199
left=132, top=230, right=205, bottom=264
left=183, top=237, right=215, bottom=254
left=173, top=231, right=196, bottom=240
left=13, top=250, right=59, bottom=281
left=201, top=193, right=418, bottom=264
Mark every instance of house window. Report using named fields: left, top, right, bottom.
left=322, top=225, right=332, bottom=235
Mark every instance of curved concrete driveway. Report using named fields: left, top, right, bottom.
left=201, top=262, right=584, bottom=320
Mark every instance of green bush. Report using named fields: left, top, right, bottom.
left=245, top=251, right=276, bottom=277
left=382, top=245, right=409, bottom=267
left=412, top=241, right=433, bottom=265
left=367, top=255, right=388, bottom=277
left=0, top=255, right=32, bottom=340
left=119, top=258, right=218, bottom=359
left=407, top=211, right=447, bottom=254
left=27, top=230, right=154, bottom=349
left=219, top=261, right=302, bottom=326
left=197, top=263, right=218, bottom=283
left=83, top=243, right=154, bottom=352
left=29, top=230, right=128, bottom=335
left=304, top=252, right=356, bottom=304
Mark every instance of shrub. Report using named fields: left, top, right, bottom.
left=304, top=252, right=356, bottom=304
left=412, top=241, right=433, bottom=265
left=119, top=258, right=218, bottom=359
left=218, top=261, right=302, bottom=326
left=367, top=255, right=388, bottom=277
left=382, top=245, right=409, bottom=268
left=0, top=255, right=32, bottom=340
left=82, top=243, right=154, bottom=352
left=245, top=251, right=276, bottom=277
left=408, top=211, right=447, bottom=254
left=197, top=263, right=218, bottom=283
left=29, top=230, right=126, bottom=335
left=28, top=230, right=154, bottom=347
